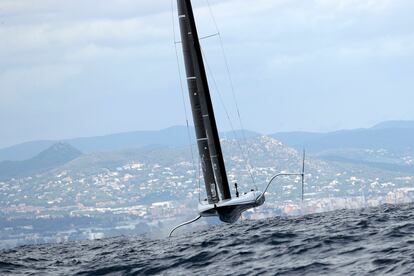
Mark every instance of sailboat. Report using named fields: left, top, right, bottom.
left=169, top=0, right=305, bottom=236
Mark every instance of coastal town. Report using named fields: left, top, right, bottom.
left=1, top=137, right=414, bottom=248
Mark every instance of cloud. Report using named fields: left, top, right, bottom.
left=0, top=0, right=168, bottom=20
left=0, top=14, right=169, bottom=53
left=0, top=64, right=82, bottom=104
left=267, top=33, right=414, bottom=70
left=0, top=4, right=173, bottom=104
left=0, top=0, right=414, bottom=147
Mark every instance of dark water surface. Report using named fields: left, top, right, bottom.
left=2, top=203, right=414, bottom=275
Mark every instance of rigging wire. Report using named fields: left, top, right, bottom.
left=170, top=0, right=202, bottom=202
left=204, top=0, right=257, bottom=190
left=200, top=47, right=251, bottom=184
left=201, top=47, right=256, bottom=190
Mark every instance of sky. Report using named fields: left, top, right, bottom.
left=1, top=0, right=414, bottom=148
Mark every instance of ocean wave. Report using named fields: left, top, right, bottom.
left=2, top=203, right=414, bottom=275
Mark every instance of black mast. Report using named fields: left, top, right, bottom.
left=177, top=0, right=231, bottom=203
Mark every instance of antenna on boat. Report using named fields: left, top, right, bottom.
left=301, top=149, right=305, bottom=202
left=257, top=149, right=307, bottom=204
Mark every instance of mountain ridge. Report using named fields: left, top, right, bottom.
left=0, top=142, right=82, bottom=181
left=1, top=120, right=414, bottom=162
left=0, top=126, right=261, bottom=162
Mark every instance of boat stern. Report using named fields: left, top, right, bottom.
left=197, top=191, right=265, bottom=223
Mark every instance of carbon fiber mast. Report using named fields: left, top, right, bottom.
left=177, top=0, right=231, bottom=203
left=169, top=0, right=306, bottom=237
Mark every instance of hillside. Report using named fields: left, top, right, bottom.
left=0, top=143, right=82, bottom=181
left=271, top=120, right=414, bottom=153
left=0, top=136, right=412, bottom=211
left=0, top=126, right=260, bottom=162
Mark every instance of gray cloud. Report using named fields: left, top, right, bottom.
left=1, top=0, right=413, bottom=148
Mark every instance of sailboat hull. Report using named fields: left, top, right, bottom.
left=198, top=191, right=265, bottom=223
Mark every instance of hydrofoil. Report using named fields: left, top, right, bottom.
left=169, top=0, right=305, bottom=237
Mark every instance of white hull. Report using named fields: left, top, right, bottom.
left=197, top=191, right=265, bottom=223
